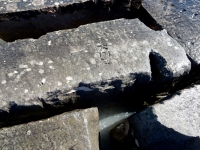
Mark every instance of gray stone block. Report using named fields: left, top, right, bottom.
left=129, top=83, right=200, bottom=150
left=142, top=0, right=200, bottom=65
left=0, top=0, right=94, bottom=13
left=0, top=19, right=190, bottom=126
left=0, top=38, right=5, bottom=45
left=0, top=0, right=132, bottom=42
left=0, top=107, right=99, bottom=150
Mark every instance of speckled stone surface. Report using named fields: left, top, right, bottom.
left=0, top=107, right=99, bottom=150
left=0, top=19, right=190, bottom=125
left=142, top=0, right=200, bottom=65
left=129, top=83, right=200, bottom=150
left=0, top=0, right=92, bottom=13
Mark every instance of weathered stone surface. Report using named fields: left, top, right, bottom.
left=129, top=83, right=200, bottom=149
left=0, top=107, right=99, bottom=150
left=143, top=0, right=200, bottom=65
left=0, top=0, right=132, bottom=42
left=0, top=0, right=92, bottom=13
left=0, top=19, right=190, bottom=126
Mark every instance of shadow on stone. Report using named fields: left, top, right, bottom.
left=129, top=107, right=200, bottom=150
left=0, top=0, right=162, bottom=42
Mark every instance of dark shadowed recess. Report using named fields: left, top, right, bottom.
left=0, top=0, right=162, bottom=42
left=0, top=72, right=153, bottom=128
left=125, top=107, right=200, bottom=150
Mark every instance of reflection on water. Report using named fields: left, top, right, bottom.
left=99, top=104, right=135, bottom=150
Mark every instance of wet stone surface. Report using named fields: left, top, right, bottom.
left=142, top=0, right=200, bottom=65
left=0, top=107, right=99, bottom=150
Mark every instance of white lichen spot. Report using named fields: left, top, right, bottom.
left=89, top=58, right=96, bottom=65
left=174, top=46, right=179, bottom=50
left=49, top=66, right=54, bottom=69
left=58, top=82, right=62, bottom=86
left=97, top=43, right=101, bottom=47
left=41, top=78, right=46, bottom=84
left=167, top=42, right=173, bottom=47
left=38, top=62, right=43, bottom=66
left=26, top=68, right=32, bottom=72
left=86, top=67, right=91, bottom=70
left=29, top=60, right=36, bottom=66
left=99, top=73, right=102, bottom=76
left=1, top=80, right=6, bottom=84
left=27, top=130, right=31, bottom=135
left=39, top=69, right=44, bottom=74
left=19, top=64, right=28, bottom=69
left=14, top=71, right=18, bottom=74
left=54, top=2, right=59, bottom=6
left=8, top=73, right=14, bottom=77
left=48, top=40, right=51, bottom=46
left=48, top=60, right=53, bottom=64
left=66, top=76, right=73, bottom=81
left=14, top=88, right=18, bottom=91
left=24, top=89, right=29, bottom=93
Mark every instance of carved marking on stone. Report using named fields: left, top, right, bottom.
left=96, top=43, right=112, bottom=64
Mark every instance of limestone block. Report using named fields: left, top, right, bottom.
left=143, top=0, right=200, bottom=65
left=0, top=19, right=190, bottom=126
left=0, top=107, right=99, bottom=150
left=129, top=83, right=200, bottom=149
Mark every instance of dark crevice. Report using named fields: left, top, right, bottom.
left=128, top=5, right=163, bottom=31
left=149, top=52, right=161, bottom=82
left=0, top=0, right=162, bottom=42
left=0, top=73, right=153, bottom=128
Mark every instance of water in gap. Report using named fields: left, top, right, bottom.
left=98, top=104, right=135, bottom=150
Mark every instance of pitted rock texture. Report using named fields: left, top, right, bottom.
left=129, top=83, right=200, bottom=150
left=142, top=0, right=200, bottom=65
left=0, top=0, right=94, bottom=13
left=0, top=0, right=132, bottom=42
left=0, top=19, right=190, bottom=126
left=0, top=107, right=99, bottom=150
